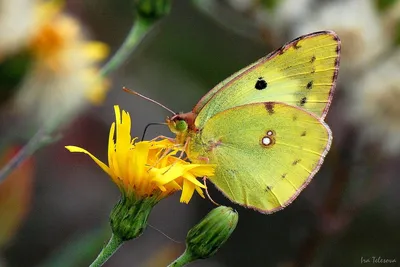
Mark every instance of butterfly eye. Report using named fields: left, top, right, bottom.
left=175, top=120, right=188, bottom=132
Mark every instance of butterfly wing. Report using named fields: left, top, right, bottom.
left=194, top=31, right=340, bottom=130
left=188, top=102, right=332, bottom=213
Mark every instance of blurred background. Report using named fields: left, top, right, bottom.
left=1, top=0, right=400, bottom=266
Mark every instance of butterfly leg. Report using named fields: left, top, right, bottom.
left=197, top=156, right=210, bottom=164
left=161, top=138, right=190, bottom=175
left=203, top=177, right=220, bottom=206
left=148, top=147, right=174, bottom=172
left=151, top=135, right=176, bottom=143
left=178, top=137, right=190, bottom=160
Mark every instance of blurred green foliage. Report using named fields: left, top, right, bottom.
left=375, top=0, right=398, bottom=10
left=0, top=52, right=32, bottom=104
left=260, top=0, right=279, bottom=10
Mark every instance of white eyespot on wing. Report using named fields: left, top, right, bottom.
left=262, top=136, right=272, bottom=146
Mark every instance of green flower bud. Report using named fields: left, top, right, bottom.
left=134, top=0, right=171, bottom=22
left=167, top=206, right=238, bottom=267
left=109, top=194, right=159, bottom=241
left=186, top=206, right=238, bottom=259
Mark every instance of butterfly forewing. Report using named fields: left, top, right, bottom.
left=194, top=31, right=340, bottom=129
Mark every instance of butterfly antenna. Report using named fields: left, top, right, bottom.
left=141, top=122, right=167, bottom=141
left=203, top=177, right=220, bottom=207
left=147, top=223, right=182, bottom=244
left=123, top=87, right=176, bottom=115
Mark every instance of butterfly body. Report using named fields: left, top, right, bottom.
left=167, top=31, right=341, bottom=213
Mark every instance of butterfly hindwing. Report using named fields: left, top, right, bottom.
left=188, top=102, right=332, bottom=213
left=194, top=31, right=340, bottom=129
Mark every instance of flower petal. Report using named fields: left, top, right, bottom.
left=65, top=146, right=114, bottom=179
left=108, top=122, right=115, bottom=170
left=150, top=139, right=175, bottom=149
left=182, top=172, right=206, bottom=188
left=180, top=178, right=195, bottom=203
left=195, top=186, right=205, bottom=199
left=151, top=164, right=186, bottom=185
left=83, top=42, right=109, bottom=61
left=131, top=142, right=151, bottom=187
left=114, top=105, right=132, bottom=180
left=184, top=164, right=216, bottom=177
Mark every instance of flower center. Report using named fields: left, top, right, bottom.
left=31, top=22, right=64, bottom=60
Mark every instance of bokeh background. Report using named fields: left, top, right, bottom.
left=1, top=0, right=400, bottom=266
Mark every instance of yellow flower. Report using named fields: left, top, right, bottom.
left=66, top=105, right=215, bottom=203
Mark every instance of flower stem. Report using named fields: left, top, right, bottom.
left=0, top=129, right=50, bottom=183
left=99, top=17, right=152, bottom=77
left=167, top=250, right=195, bottom=267
left=89, top=234, right=124, bottom=267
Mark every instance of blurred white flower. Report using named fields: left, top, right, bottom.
left=291, top=0, right=390, bottom=80
left=263, top=0, right=315, bottom=35
left=0, top=0, right=35, bottom=57
left=226, top=0, right=315, bottom=46
left=347, top=50, right=400, bottom=155
left=9, top=1, right=109, bottom=131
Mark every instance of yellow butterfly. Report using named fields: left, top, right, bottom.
left=166, top=31, right=340, bottom=213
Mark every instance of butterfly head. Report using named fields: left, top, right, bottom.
left=167, top=116, right=188, bottom=134
left=166, top=112, right=197, bottom=144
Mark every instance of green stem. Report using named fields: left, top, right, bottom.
left=100, top=17, right=152, bottom=77
left=0, top=129, right=47, bottom=183
left=167, top=250, right=195, bottom=267
left=89, top=234, right=124, bottom=267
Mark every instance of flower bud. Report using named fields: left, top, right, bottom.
left=134, top=0, right=171, bottom=22
left=186, top=206, right=238, bottom=259
left=109, top=194, right=159, bottom=241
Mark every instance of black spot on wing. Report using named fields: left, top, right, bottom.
left=293, top=40, right=301, bottom=49
left=292, top=159, right=301, bottom=166
left=277, top=45, right=285, bottom=55
left=310, top=55, right=316, bottom=63
left=300, top=97, right=307, bottom=106
left=333, top=35, right=341, bottom=83
left=334, top=58, right=340, bottom=67
left=255, top=77, right=267, bottom=90
left=333, top=34, right=340, bottom=42
left=333, top=57, right=340, bottom=83
left=306, top=81, right=313, bottom=90
left=301, top=131, right=307, bottom=137
left=281, top=173, right=287, bottom=179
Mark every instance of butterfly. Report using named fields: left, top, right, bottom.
left=166, top=31, right=341, bottom=213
